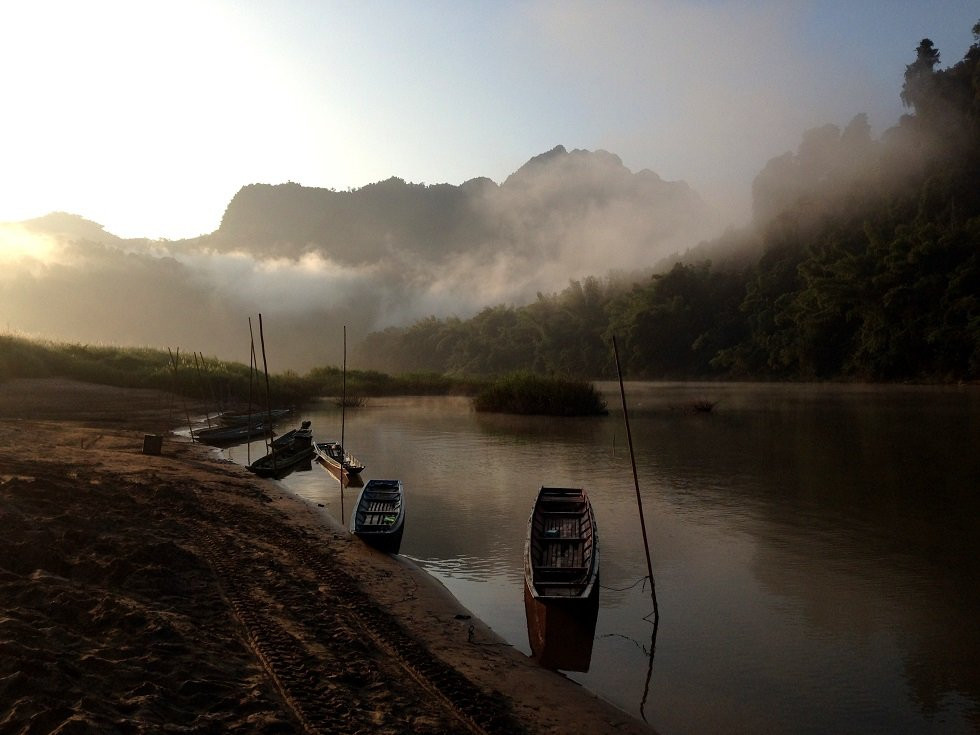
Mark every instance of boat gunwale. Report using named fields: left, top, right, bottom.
left=524, top=486, right=600, bottom=602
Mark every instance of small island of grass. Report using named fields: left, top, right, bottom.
left=473, top=372, right=607, bottom=416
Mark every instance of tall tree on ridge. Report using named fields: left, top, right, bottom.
left=901, top=38, right=941, bottom=113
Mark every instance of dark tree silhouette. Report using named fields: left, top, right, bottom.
left=901, top=38, right=941, bottom=111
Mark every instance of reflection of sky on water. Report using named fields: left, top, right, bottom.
left=215, top=386, right=980, bottom=734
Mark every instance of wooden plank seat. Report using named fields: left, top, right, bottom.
left=364, top=502, right=399, bottom=513
left=540, top=540, right=586, bottom=568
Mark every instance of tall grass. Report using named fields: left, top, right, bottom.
left=473, top=372, right=607, bottom=416
left=0, top=335, right=318, bottom=407
left=2, top=337, right=607, bottom=417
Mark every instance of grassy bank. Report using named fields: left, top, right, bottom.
left=0, top=336, right=318, bottom=407
left=1, top=336, right=608, bottom=416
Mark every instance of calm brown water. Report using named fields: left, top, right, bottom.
left=222, top=383, right=980, bottom=734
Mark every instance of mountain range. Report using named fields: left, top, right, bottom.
left=2, top=146, right=721, bottom=370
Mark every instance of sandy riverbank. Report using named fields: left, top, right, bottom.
left=0, top=378, right=654, bottom=734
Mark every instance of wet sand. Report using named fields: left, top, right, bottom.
left=0, top=378, right=653, bottom=734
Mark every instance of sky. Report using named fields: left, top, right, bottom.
left=0, top=1, right=977, bottom=241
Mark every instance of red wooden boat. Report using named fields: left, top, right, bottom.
left=523, top=486, right=600, bottom=672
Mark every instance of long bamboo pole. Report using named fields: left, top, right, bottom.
left=340, top=325, right=347, bottom=509
left=247, top=317, right=257, bottom=465
left=192, top=351, right=211, bottom=428
left=199, top=351, right=219, bottom=419
left=341, top=325, right=347, bottom=461
left=169, top=347, right=193, bottom=441
left=613, top=335, right=659, bottom=622
left=258, top=313, right=277, bottom=474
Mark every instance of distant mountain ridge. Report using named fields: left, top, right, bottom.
left=209, top=145, right=715, bottom=266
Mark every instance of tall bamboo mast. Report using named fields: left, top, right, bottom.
left=613, top=335, right=659, bottom=622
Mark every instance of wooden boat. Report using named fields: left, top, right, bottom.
left=315, top=455, right=363, bottom=488
left=350, top=479, right=405, bottom=553
left=523, top=486, right=600, bottom=672
left=271, top=420, right=311, bottom=450
left=193, top=421, right=273, bottom=446
left=313, top=441, right=365, bottom=475
left=247, top=422, right=315, bottom=478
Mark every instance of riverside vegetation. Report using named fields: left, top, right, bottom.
left=0, top=336, right=606, bottom=416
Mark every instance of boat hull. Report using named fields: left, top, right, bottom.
left=193, top=423, right=273, bottom=446
left=523, top=576, right=599, bottom=672
left=523, top=486, right=600, bottom=672
left=350, top=479, right=405, bottom=554
left=248, top=423, right=315, bottom=478
left=248, top=446, right=315, bottom=478
left=314, top=441, right=365, bottom=475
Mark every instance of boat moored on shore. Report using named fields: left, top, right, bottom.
left=523, top=486, right=600, bottom=671
left=350, top=479, right=405, bottom=553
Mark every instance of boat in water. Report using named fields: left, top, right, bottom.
left=350, top=479, right=405, bottom=553
left=248, top=421, right=315, bottom=478
left=193, top=421, right=273, bottom=446
left=271, top=420, right=311, bottom=450
left=314, top=441, right=365, bottom=475
left=523, top=486, right=600, bottom=672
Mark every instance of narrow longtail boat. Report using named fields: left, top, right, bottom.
left=271, top=420, right=311, bottom=450
left=350, top=479, right=405, bottom=553
left=192, top=421, right=273, bottom=446
left=313, top=440, right=365, bottom=475
left=247, top=422, right=315, bottom=478
left=523, top=486, right=600, bottom=672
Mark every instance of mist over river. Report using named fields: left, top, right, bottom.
left=221, top=382, right=980, bottom=734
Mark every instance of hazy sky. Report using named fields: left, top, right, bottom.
left=1, top=1, right=976, bottom=240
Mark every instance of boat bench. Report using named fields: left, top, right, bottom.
left=359, top=516, right=398, bottom=528
left=364, top=501, right=399, bottom=513
left=541, top=541, right=586, bottom=567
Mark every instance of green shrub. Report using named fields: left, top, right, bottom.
left=473, top=372, right=607, bottom=416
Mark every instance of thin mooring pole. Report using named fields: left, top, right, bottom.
left=247, top=317, right=257, bottom=464
left=258, top=313, right=277, bottom=474
left=613, top=335, right=659, bottom=622
left=199, top=352, right=219, bottom=419
left=341, top=326, right=347, bottom=456
left=192, top=352, right=211, bottom=428
left=340, top=325, right=347, bottom=499
left=169, top=347, right=193, bottom=441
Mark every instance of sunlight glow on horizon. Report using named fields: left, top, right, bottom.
left=0, top=224, right=59, bottom=266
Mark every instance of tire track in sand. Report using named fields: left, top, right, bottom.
left=199, top=502, right=526, bottom=735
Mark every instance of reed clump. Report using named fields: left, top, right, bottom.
left=473, top=372, right=607, bottom=416
left=334, top=395, right=367, bottom=408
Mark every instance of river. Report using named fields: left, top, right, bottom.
left=220, top=382, right=980, bottom=734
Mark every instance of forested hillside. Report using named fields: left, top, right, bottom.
left=355, top=24, right=980, bottom=382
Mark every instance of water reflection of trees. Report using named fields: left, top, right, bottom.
left=708, top=396, right=980, bottom=725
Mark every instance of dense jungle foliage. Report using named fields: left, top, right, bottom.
left=355, top=25, right=980, bottom=382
